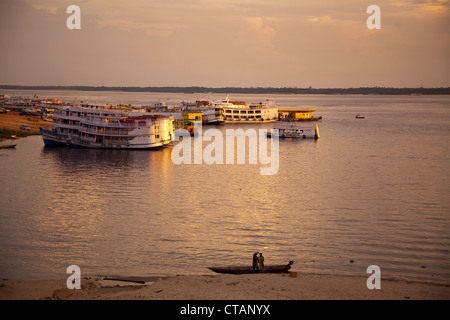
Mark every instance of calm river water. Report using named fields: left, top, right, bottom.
left=0, top=90, right=449, bottom=284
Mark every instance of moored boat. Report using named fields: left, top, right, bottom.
left=71, top=114, right=173, bottom=149
left=268, top=123, right=320, bottom=139
left=203, top=95, right=278, bottom=123
left=208, top=261, right=294, bottom=274
left=0, top=144, right=17, bottom=149
left=268, top=108, right=320, bottom=139
left=181, top=101, right=225, bottom=125
left=40, top=127, right=71, bottom=146
left=40, top=104, right=174, bottom=149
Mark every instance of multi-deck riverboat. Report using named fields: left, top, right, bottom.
left=40, top=104, right=174, bottom=149
left=209, top=95, right=278, bottom=122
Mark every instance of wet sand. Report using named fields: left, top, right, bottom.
left=1, top=273, right=449, bottom=300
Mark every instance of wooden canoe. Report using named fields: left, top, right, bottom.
left=0, top=144, right=17, bottom=149
left=208, top=261, right=293, bottom=274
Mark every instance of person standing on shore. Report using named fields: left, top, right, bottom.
left=259, top=253, right=265, bottom=271
left=252, top=252, right=259, bottom=273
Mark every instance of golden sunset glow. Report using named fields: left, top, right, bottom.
left=0, top=0, right=448, bottom=87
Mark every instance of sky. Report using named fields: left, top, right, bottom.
left=0, top=0, right=449, bottom=88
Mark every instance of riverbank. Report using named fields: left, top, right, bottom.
left=1, top=273, right=449, bottom=300
left=0, top=112, right=51, bottom=138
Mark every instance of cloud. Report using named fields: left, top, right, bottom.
left=243, top=17, right=277, bottom=44
left=1, top=0, right=449, bottom=87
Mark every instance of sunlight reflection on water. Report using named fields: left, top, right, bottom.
left=0, top=92, right=449, bottom=283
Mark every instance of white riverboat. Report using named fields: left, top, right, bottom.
left=40, top=104, right=174, bottom=149
left=180, top=100, right=225, bottom=125
left=210, top=95, right=278, bottom=122
left=144, top=101, right=224, bottom=126
left=269, top=122, right=320, bottom=139
left=268, top=108, right=320, bottom=139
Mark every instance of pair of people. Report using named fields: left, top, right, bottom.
left=252, top=252, right=265, bottom=272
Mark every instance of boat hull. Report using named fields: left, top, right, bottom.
left=40, top=127, right=71, bottom=146
left=268, top=123, right=320, bottom=139
left=0, top=144, right=17, bottom=149
left=208, top=262, right=293, bottom=274
left=70, top=139, right=165, bottom=149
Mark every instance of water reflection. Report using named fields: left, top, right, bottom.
left=34, top=146, right=179, bottom=277
left=1, top=94, right=449, bottom=283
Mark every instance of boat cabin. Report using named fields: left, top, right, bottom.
left=181, top=111, right=203, bottom=135
left=182, top=111, right=203, bottom=122
left=277, top=108, right=319, bottom=121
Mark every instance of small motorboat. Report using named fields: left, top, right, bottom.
left=208, top=261, right=294, bottom=274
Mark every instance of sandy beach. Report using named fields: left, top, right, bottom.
left=1, top=273, right=449, bottom=300
left=0, top=112, right=51, bottom=136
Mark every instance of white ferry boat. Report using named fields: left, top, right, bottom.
left=269, top=122, right=320, bottom=139
left=145, top=102, right=224, bottom=125
left=210, top=95, right=278, bottom=122
left=181, top=100, right=225, bottom=125
left=145, top=96, right=277, bottom=124
left=268, top=108, right=320, bottom=139
left=40, top=104, right=174, bottom=149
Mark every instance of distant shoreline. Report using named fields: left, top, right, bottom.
left=1, top=85, right=450, bottom=95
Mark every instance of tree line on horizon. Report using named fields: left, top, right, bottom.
left=1, top=85, right=449, bottom=95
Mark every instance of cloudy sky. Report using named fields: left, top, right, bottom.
left=0, top=0, right=449, bottom=87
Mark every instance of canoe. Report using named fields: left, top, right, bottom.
left=0, top=144, right=17, bottom=149
left=208, top=261, right=293, bottom=274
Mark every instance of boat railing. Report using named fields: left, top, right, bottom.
left=80, top=118, right=126, bottom=127
left=54, top=112, right=86, bottom=121
left=52, top=122, right=80, bottom=130
left=78, top=126, right=132, bottom=136
left=275, top=121, right=304, bottom=126
left=276, top=117, right=321, bottom=122
left=80, top=116, right=160, bottom=128
left=71, top=136, right=93, bottom=145
left=248, top=105, right=264, bottom=109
